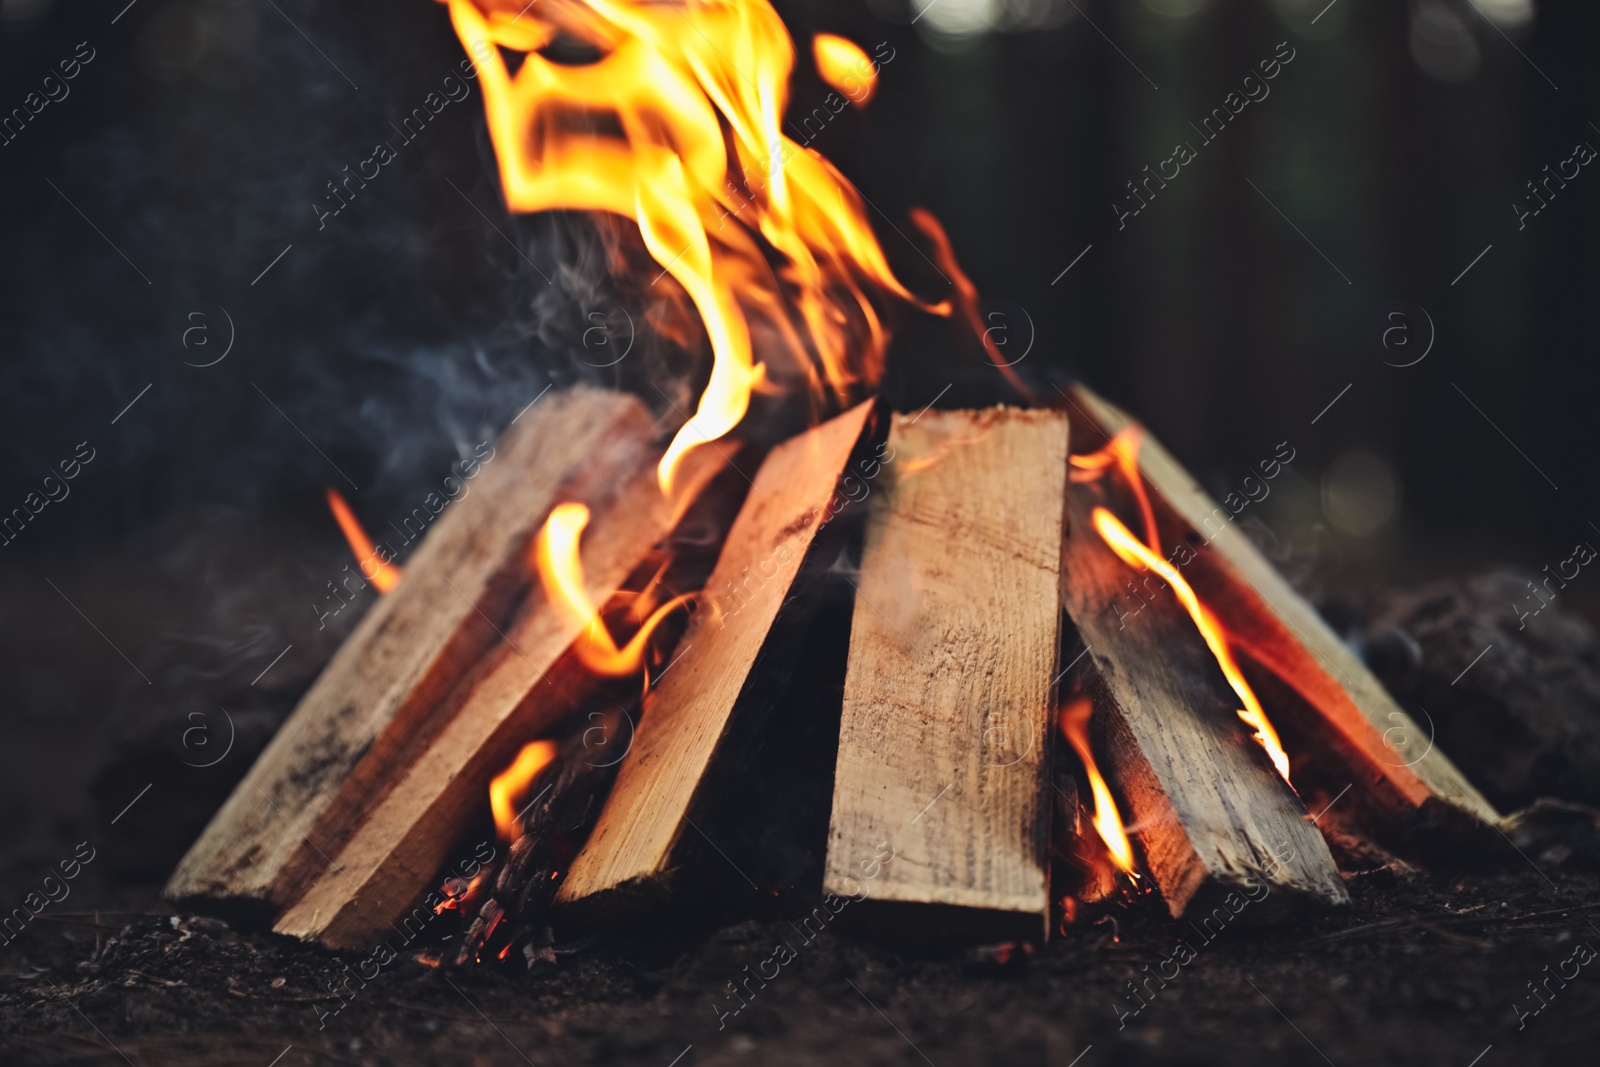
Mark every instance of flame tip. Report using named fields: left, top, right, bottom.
left=1059, top=697, right=1137, bottom=876
left=490, top=739, right=559, bottom=842
left=325, top=487, right=402, bottom=594
left=1083, top=436, right=1293, bottom=788
left=812, top=33, right=877, bottom=106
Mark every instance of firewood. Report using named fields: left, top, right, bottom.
left=1060, top=473, right=1349, bottom=916
left=1063, top=384, right=1502, bottom=838
left=821, top=407, right=1069, bottom=942
left=274, top=438, right=728, bottom=949
left=553, top=399, right=883, bottom=914
left=166, top=388, right=670, bottom=917
left=452, top=707, right=630, bottom=967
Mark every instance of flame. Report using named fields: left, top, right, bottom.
left=907, top=209, right=1036, bottom=403
left=535, top=502, right=695, bottom=676
left=1090, top=507, right=1292, bottom=784
left=1068, top=427, right=1157, bottom=550
left=1071, top=425, right=1292, bottom=784
left=490, top=739, right=558, bottom=841
left=443, top=0, right=942, bottom=493
left=812, top=34, right=876, bottom=105
left=325, top=488, right=401, bottom=593
left=1058, top=698, right=1136, bottom=875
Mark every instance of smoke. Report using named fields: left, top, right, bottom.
left=0, top=1, right=723, bottom=541
left=0, top=0, right=737, bottom=746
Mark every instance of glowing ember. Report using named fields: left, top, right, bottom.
left=535, top=502, right=694, bottom=676
left=489, top=739, right=558, bottom=842
left=1058, top=698, right=1136, bottom=875
left=1090, top=507, right=1293, bottom=784
left=812, top=33, right=877, bottom=105
left=324, top=487, right=401, bottom=593
left=443, top=0, right=941, bottom=493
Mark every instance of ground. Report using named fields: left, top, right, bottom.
left=5, top=552, right=1600, bottom=1066
left=3, top=869, right=1599, bottom=1066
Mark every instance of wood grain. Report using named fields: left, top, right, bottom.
left=276, top=435, right=726, bottom=949
left=820, top=408, right=1068, bottom=940
left=554, top=399, right=880, bottom=912
left=1065, top=384, right=1500, bottom=835
left=166, top=388, right=660, bottom=915
left=1060, top=472, right=1349, bottom=916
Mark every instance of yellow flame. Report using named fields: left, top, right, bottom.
left=489, top=739, right=558, bottom=841
left=325, top=488, right=402, bottom=593
left=1090, top=507, right=1293, bottom=784
left=812, top=33, right=876, bottom=105
left=535, top=502, right=693, bottom=676
left=444, top=0, right=940, bottom=493
left=1059, top=698, right=1136, bottom=875
left=1068, top=427, right=1156, bottom=549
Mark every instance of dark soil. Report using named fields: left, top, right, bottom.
left=5, top=565, right=1600, bottom=1067
left=4, top=872, right=1600, bottom=1066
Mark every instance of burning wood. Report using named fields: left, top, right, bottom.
left=1060, top=434, right=1348, bottom=916
left=142, top=0, right=1538, bottom=973
left=165, top=386, right=1514, bottom=952
left=1064, top=385, right=1502, bottom=843
left=822, top=407, right=1068, bottom=941
left=273, top=410, right=724, bottom=950
left=454, top=709, right=631, bottom=967
left=553, top=399, right=882, bottom=916
left=167, top=388, right=695, bottom=923
left=1058, top=698, right=1137, bottom=883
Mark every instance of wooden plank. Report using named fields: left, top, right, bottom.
left=553, top=399, right=881, bottom=913
left=1060, top=474, right=1349, bottom=916
left=1064, top=384, right=1501, bottom=835
left=275, top=443, right=725, bottom=949
left=821, top=408, right=1069, bottom=941
left=166, top=388, right=662, bottom=916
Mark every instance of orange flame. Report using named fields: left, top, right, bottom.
left=1059, top=698, right=1136, bottom=875
left=907, top=208, right=1037, bottom=404
left=812, top=34, right=876, bottom=105
left=443, top=0, right=941, bottom=493
left=324, top=488, right=401, bottom=593
left=490, top=739, right=558, bottom=841
left=535, top=502, right=694, bottom=676
left=1090, top=507, right=1292, bottom=784
left=1068, top=427, right=1157, bottom=550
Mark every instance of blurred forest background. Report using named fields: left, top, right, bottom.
left=0, top=0, right=1596, bottom=873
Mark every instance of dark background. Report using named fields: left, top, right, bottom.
left=0, top=0, right=1595, bottom=907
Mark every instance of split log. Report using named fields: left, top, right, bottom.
left=275, top=434, right=728, bottom=949
left=167, top=388, right=672, bottom=918
left=1060, top=464, right=1348, bottom=917
left=821, top=407, right=1069, bottom=942
left=554, top=399, right=882, bottom=914
left=1064, top=384, right=1501, bottom=839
